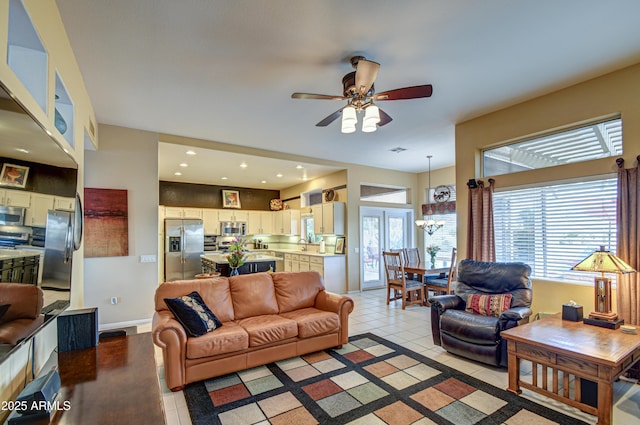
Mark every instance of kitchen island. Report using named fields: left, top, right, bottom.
left=201, top=252, right=279, bottom=276
left=0, top=249, right=40, bottom=284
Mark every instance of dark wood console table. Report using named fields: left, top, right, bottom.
left=51, top=333, right=165, bottom=425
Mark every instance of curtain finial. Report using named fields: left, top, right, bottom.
left=616, top=158, right=625, bottom=168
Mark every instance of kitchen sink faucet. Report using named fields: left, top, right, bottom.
left=298, top=238, right=308, bottom=251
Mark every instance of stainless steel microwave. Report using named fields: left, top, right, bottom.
left=0, top=206, right=26, bottom=226
left=220, top=221, right=246, bottom=237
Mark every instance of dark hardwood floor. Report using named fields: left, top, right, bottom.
left=51, top=333, right=165, bottom=425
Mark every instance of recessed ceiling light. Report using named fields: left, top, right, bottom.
left=276, top=173, right=283, bottom=178
left=174, top=172, right=182, bottom=176
left=186, top=150, right=196, bottom=155
left=261, top=180, right=267, bottom=184
left=296, top=165, right=303, bottom=169
left=179, top=163, right=188, bottom=167
left=240, top=162, right=248, bottom=168
left=221, top=176, right=228, bottom=180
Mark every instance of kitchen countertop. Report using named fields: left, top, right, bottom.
left=201, top=253, right=280, bottom=264
left=256, top=249, right=345, bottom=258
left=0, top=248, right=42, bottom=260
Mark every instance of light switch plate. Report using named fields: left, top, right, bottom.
left=140, top=255, right=157, bottom=263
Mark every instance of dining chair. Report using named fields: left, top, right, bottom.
left=424, top=248, right=457, bottom=301
left=383, top=251, right=425, bottom=309
left=403, top=247, right=421, bottom=281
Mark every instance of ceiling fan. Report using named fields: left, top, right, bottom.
left=291, top=56, right=433, bottom=133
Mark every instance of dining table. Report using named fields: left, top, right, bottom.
left=403, top=262, right=450, bottom=306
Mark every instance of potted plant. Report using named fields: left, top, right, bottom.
left=226, top=237, right=247, bottom=276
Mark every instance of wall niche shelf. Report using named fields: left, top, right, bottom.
left=55, top=72, right=74, bottom=148
left=6, top=0, right=48, bottom=114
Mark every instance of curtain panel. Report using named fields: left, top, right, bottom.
left=616, top=156, right=640, bottom=325
left=466, top=178, right=495, bottom=262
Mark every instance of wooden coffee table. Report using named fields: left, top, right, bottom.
left=501, top=313, right=640, bottom=425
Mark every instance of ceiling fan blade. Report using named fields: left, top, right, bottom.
left=378, top=109, right=393, bottom=126
left=355, top=59, right=380, bottom=95
left=316, top=108, right=343, bottom=127
left=292, top=92, right=346, bottom=100
left=373, top=84, right=433, bottom=101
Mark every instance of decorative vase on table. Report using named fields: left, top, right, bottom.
left=426, top=245, right=440, bottom=269
left=226, top=237, right=247, bottom=277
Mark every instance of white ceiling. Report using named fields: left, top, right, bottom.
left=56, top=0, right=640, bottom=187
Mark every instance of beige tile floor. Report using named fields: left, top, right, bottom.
left=149, top=289, right=640, bottom=425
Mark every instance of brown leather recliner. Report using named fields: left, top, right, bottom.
left=428, top=259, right=532, bottom=367
left=0, top=283, right=45, bottom=345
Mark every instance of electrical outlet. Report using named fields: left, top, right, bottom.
left=140, top=254, right=157, bottom=263
left=110, top=297, right=118, bottom=305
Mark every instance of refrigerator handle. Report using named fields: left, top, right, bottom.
left=180, top=226, right=185, bottom=264
left=64, top=214, right=73, bottom=263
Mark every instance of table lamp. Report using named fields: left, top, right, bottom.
left=571, top=245, right=636, bottom=328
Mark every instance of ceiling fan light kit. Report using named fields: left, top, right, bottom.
left=291, top=55, right=433, bottom=133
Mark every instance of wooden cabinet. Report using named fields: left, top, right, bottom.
left=298, top=255, right=310, bottom=272
left=0, top=189, right=31, bottom=207
left=312, top=202, right=344, bottom=235
left=25, top=193, right=54, bottom=226
left=282, top=253, right=346, bottom=293
left=202, top=209, right=220, bottom=234
left=247, top=211, right=274, bottom=235
left=218, top=209, right=248, bottom=222
left=273, top=209, right=300, bottom=235
left=54, top=196, right=75, bottom=211
left=164, top=206, right=203, bottom=219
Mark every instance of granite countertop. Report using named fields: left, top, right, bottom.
left=263, top=249, right=345, bottom=258
left=201, top=253, right=280, bottom=264
left=0, top=249, right=42, bottom=260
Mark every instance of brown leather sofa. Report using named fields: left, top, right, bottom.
left=0, top=283, right=45, bottom=345
left=152, top=271, right=354, bottom=391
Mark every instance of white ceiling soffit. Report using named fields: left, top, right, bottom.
left=56, top=0, right=640, bottom=175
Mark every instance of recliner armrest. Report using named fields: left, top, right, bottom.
left=428, top=294, right=464, bottom=314
left=498, top=306, right=532, bottom=330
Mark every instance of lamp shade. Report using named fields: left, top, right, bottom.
left=571, top=246, right=636, bottom=274
left=341, top=106, right=357, bottom=133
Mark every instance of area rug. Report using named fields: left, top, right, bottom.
left=184, top=333, right=589, bottom=425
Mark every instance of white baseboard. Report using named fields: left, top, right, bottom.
left=99, top=318, right=151, bottom=331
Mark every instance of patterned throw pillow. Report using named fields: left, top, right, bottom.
left=465, top=294, right=513, bottom=317
left=164, top=291, right=222, bottom=337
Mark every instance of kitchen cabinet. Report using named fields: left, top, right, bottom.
left=273, top=209, right=300, bottom=235
left=25, top=193, right=55, bottom=226
left=164, top=206, right=203, bottom=219
left=218, top=209, right=248, bottom=222
left=298, top=254, right=310, bottom=272
left=202, top=209, right=220, bottom=234
left=54, top=196, right=75, bottom=211
left=310, top=255, right=346, bottom=294
left=312, top=202, right=345, bottom=235
left=247, top=211, right=274, bottom=235
left=0, top=189, right=31, bottom=207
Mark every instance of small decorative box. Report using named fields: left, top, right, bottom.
left=562, top=304, right=583, bottom=322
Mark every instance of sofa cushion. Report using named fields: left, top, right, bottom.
left=272, top=271, right=325, bottom=313
left=279, top=308, right=339, bottom=338
left=155, top=278, right=235, bottom=322
left=164, top=291, right=223, bottom=337
left=0, top=283, right=43, bottom=323
left=465, top=294, right=512, bottom=317
left=230, top=273, right=279, bottom=319
left=186, top=321, right=249, bottom=360
left=441, top=310, right=500, bottom=345
left=236, top=315, right=298, bottom=347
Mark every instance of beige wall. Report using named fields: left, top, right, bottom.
left=84, top=125, right=159, bottom=325
left=455, top=62, right=640, bottom=315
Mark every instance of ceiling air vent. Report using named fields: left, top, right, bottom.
left=389, top=147, right=407, bottom=153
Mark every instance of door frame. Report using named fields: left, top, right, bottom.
left=359, top=206, right=414, bottom=290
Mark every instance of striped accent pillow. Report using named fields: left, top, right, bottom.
left=465, top=294, right=513, bottom=317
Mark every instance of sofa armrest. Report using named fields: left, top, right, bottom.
left=152, top=310, right=188, bottom=391
left=314, top=291, right=354, bottom=345
left=498, top=306, right=532, bottom=330
left=428, top=294, right=464, bottom=347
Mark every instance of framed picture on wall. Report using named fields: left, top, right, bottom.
left=222, top=190, right=241, bottom=209
left=0, top=163, right=29, bottom=188
left=335, top=236, right=346, bottom=254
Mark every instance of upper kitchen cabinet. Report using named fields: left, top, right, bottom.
left=218, top=209, right=248, bottom=222
left=6, top=0, right=48, bottom=113
left=312, top=202, right=344, bottom=235
left=164, top=206, right=203, bottom=219
left=247, top=211, right=274, bottom=235
left=273, top=209, right=300, bottom=235
left=0, top=188, right=30, bottom=207
left=202, top=209, right=220, bottom=234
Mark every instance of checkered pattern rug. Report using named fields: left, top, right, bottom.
left=184, top=333, right=589, bottom=425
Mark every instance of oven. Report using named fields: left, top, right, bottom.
left=204, top=234, right=218, bottom=251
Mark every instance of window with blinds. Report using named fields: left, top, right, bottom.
left=483, top=118, right=622, bottom=177
left=493, top=178, right=617, bottom=283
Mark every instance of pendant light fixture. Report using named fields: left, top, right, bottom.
left=415, top=155, right=445, bottom=235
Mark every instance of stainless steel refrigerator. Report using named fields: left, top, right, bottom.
left=164, top=219, right=204, bottom=281
left=42, top=210, right=75, bottom=291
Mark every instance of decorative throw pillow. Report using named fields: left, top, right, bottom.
left=466, top=294, right=513, bottom=317
left=0, top=304, right=10, bottom=321
left=164, top=292, right=222, bottom=337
